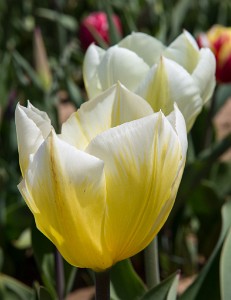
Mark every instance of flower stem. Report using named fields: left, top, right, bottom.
left=144, top=237, right=160, bottom=289
left=95, top=269, right=110, bottom=300
left=55, top=248, right=65, bottom=300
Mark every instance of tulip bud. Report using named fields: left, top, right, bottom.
left=79, top=12, right=122, bottom=50
left=197, top=25, right=231, bottom=83
left=34, top=28, right=52, bottom=91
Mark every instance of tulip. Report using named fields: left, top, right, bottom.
left=197, top=25, right=231, bottom=83
left=83, top=31, right=216, bottom=131
left=16, top=83, right=187, bottom=271
left=79, top=11, right=122, bottom=50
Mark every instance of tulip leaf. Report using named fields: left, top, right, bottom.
left=220, top=227, right=231, bottom=300
left=167, top=273, right=180, bottom=300
left=0, top=248, right=3, bottom=271
left=0, top=273, right=35, bottom=300
left=31, top=222, right=56, bottom=299
left=141, top=271, right=179, bottom=300
left=36, top=8, right=77, bottom=31
left=179, top=200, right=231, bottom=300
left=110, top=259, right=146, bottom=300
left=66, top=78, right=84, bottom=108
left=12, top=51, right=42, bottom=90
left=35, top=285, right=53, bottom=300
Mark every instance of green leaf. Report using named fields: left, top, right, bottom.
left=220, top=227, right=231, bottom=300
left=35, top=285, right=53, bottom=300
left=110, top=259, right=146, bottom=300
left=141, top=272, right=179, bottom=300
left=179, top=201, right=231, bottom=300
left=36, top=8, right=77, bottom=31
left=12, top=51, right=42, bottom=90
left=0, top=248, right=3, bottom=271
left=66, top=78, right=84, bottom=108
left=31, top=222, right=56, bottom=299
left=167, top=273, right=179, bottom=300
left=0, top=273, right=35, bottom=300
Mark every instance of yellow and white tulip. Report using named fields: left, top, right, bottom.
left=16, top=83, right=187, bottom=271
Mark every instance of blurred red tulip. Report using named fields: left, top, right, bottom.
left=79, top=12, right=122, bottom=50
left=197, top=25, right=231, bottom=83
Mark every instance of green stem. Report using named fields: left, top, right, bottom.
left=55, top=248, right=65, bottom=300
left=95, top=269, right=110, bottom=300
left=144, top=237, right=160, bottom=289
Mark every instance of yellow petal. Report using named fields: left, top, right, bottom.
left=20, top=132, right=112, bottom=270
left=15, top=102, right=52, bottom=176
left=86, top=110, right=186, bottom=263
left=60, top=83, right=153, bottom=150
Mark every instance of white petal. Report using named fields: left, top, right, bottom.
left=166, top=104, right=188, bottom=159
left=60, top=83, right=153, bottom=150
left=164, top=30, right=200, bottom=73
left=118, top=32, right=165, bottom=66
left=86, top=113, right=184, bottom=262
left=192, top=48, right=216, bottom=103
left=15, top=103, right=52, bottom=176
left=22, top=132, right=111, bottom=270
left=97, top=46, right=149, bottom=92
left=136, top=57, right=202, bottom=131
left=83, top=44, right=105, bottom=98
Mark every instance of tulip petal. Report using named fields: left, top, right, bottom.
left=164, top=30, right=200, bottom=73
left=15, top=102, right=52, bottom=176
left=167, top=104, right=188, bottom=159
left=118, top=32, right=165, bottom=66
left=60, top=83, right=153, bottom=150
left=86, top=111, right=185, bottom=263
left=97, top=46, right=149, bottom=92
left=83, top=44, right=106, bottom=98
left=19, top=132, right=112, bottom=270
left=192, top=48, right=216, bottom=103
left=136, top=57, right=202, bottom=131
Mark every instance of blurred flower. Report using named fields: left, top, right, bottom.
left=34, top=28, right=52, bottom=91
left=15, top=83, right=187, bottom=271
left=83, top=31, right=216, bottom=131
left=79, top=11, right=122, bottom=50
left=197, top=25, right=231, bottom=83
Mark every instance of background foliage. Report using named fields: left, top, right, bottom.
left=1, top=0, right=231, bottom=299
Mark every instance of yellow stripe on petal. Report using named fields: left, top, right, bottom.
left=23, top=132, right=111, bottom=270
left=137, top=58, right=202, bottom=131
left=86, top=111, right=186, bottom=264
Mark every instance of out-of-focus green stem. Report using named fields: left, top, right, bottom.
left=95, top=269, right=110, bottom=300
left=144, top=237, right=160, bottom=289
left=55, top=248, right=65, bottom=300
